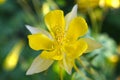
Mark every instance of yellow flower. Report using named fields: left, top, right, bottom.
left=0, top=0, right=6, bottom=4
left=26, top=5, right=101, bottom=75
left=76, top=0, right=99, bottom=12
left=3, top=40, right=24, bottom=71
left=99, top=0, right=120, bottom=8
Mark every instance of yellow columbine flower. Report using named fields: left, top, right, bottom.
left=3, top=40, right=24, bottom=71
left=99, top=0, right=120, bottom=8
left=0, top=0, right=6, bottom=4
left=76, top=0, right=99, bottom=12
left=26, top=5, right=101, bottom=75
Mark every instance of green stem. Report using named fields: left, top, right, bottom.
left=77, top=58, right=106, bottom=80
left=73, top=63, right=91, bottom=80
left=32, top=0, right=41, bottom=21
left=18, top=0, right=37, bottom=25
left=87, top=9, right=99, bottom=38
left=77, top=58, right=91, bottom=74
left=59, top=67, right=63, bottom=80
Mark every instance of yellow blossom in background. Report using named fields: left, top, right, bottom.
left=3, top=40, right=24, bottom=71
left=108, top=55, right=119, bottom=63
left=90, top=9, right=103, bottom=22
left=0, top=0, right=6, bottom=4
left=76, top=0, right=99, bottom=13
left=99, top=0, right=120, bottom=8
left=26, top=4, right=101, bottom=75
left=42, top=2, right=50, bottom=15
left=76, top=0, right=120, bottom=13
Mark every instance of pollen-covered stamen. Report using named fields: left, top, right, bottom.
left=53, top=26, right=64, bottom=45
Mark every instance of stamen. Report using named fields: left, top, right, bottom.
left=53, top=26, right=64, bottom=44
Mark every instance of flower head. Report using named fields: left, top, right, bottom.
left=99, top=0, right=120, bottom=8
left=0, top=0, right=6, bottom=4
left=76, top=0, right=99, bottom=13
left=26, top=4, right=101, bottom=75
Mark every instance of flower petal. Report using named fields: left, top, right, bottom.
left=40, top=49, right=63, bottom=60
left=66, top=17, right=88, bottom=41
left=65, top=4, right=78, bottom=30
left=82, top=38, right=102, bottom=53
left=45, top=10, right=65, bottom=38
left=26, top=55, right=54, bottom=75
left=64, top=39, right=88, bottom=59
left=26, top=25, right=42, bottom=34
left=26, top=25, right=53, bottom=39
left=59, top=57, right=74, bottom=74
left=28, top=33, right=54, bottom=50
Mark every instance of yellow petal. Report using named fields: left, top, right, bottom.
left=64, top=39, right=88, bottom=59
left=28, top=33, right=54, bottom=50
left=66, top=17, right=88, bottom=41
left=40, top=49, right=63, bottom=60
left=45, top=10, right=65, bottom=38
left=26, top=55, right=54, bottom=75
left=82, top=38, right=102, bottom=53
left=65, top=4, right=78, bottom=30
left=59, top=57, right=74, bottom=74
left=3, top=40, right=24, bottom=71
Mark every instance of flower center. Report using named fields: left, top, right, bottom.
left=54, top=26, right=64, bottom=45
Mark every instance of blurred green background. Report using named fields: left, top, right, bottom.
left=0, top=0, right=120, bottom=80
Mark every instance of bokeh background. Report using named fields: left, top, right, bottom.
left=0, top=0, right=120, bottom=80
